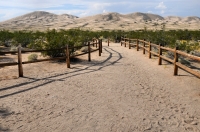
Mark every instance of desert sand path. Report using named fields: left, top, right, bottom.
left=0, top=42, right=200, bottom=132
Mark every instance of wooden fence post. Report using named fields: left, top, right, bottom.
left=158, top=44, right=162, bottom=65
left=101, top=39, right=103, bottom=53
left=121, top=37, right=123, bottom=46
left=124, top=38, right=126, bottom=47
left=129, top=38, right=131, bottom=49
left=108, top=38, right=109, bottom=46
left=148, top=41, right=151, bottom=58
left=66, top=45, right=70, bottom=68
left=93, top=39, right=95, bottom=47
left=18, top=46, right=23, bottom=77
left=143, top=39, right=145, bottom=54
left=99, top=39, right=101, bottom=56
left=95, top=39, right=98, bottom=48
left=174, top=47, right=178, bottom=75
left=136, top=39, right=139, bottom=51
left=88, top=42, right=91, bottom=61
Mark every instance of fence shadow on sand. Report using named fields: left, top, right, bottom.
left=0, top=47, right=122, bottom=99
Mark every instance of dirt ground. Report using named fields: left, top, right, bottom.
left=0, top=42, right=200, bottom=132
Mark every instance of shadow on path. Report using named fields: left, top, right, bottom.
left=0, top=106, right=13, bottom=132
left=0, top=47, right=122, bottom=99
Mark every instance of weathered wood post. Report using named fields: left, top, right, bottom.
left=143, top=39, right=146, bottom=54
left=174, top=47, right=179, bottom=75
left=93, top=39, right=95, bottom=47
left=136, top=39, right=139, bottom=51
left=124, top=38, right=127, bottom=47
left=18, top=46, right=23, bottom=77
left=66, top=45, right=70, bottom=68
left=100, top=39, right=103, bottom=53
left=129, top=38, right=131, bottom=49
left=158, top=44, right=162, bottom=65
left=99, top=39, right=101, bottom=56
left=88, top=41, right=91, bottom=61
left=108, top=38, right=109, bottom=46
left=121, top=37, right=123, bottom=46
left=96, top=39, right=98, bottom=48
left=148, top=41, right=152, bottom=58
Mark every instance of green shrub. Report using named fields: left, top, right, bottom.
left=10, top=46, right=17, bottom=51
left=10, top=46, right=17, bottom=54
left=28, top=54, right=38, bottom=61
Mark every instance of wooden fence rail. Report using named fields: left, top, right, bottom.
left=121, top=37, right=200, bottom=78
left=0, top=39, right=102, bottom=77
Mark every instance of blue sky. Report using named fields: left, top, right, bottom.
left=0, top=0, right=200, bottom=22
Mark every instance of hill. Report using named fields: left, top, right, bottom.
left=0, top=11, right=199, bottom=31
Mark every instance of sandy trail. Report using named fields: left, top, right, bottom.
left=0, top=42, right=200, bottom=132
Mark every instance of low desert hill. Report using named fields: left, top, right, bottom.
left=0, top=11, right=200, bottom=31
left=0, top=11, right=78, bottom=31
left=125, top=12, right=164, bottom=21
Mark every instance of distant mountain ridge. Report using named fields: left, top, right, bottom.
left=0, top=11, right=199, bottom=31
left=3, top=11, right=78, bottom=23
left=126, top=12, right=164, bottom=21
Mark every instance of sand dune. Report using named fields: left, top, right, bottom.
left=126, top=12, right=164, bottom=21
left=182, top=16, right=200, bottom=22
left=0, top=11, right=200, bottom=31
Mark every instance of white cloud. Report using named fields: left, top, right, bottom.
left=103, top=10, right=108, bottom=13
left=75, top=2, right=112, bottom=17
left=161, top=10, right=165, bottom=14
left=0, top=8, right=30, bottom=21
left=155, top=2, right=167, bottom=10
left=0, top=0, right=199, bottom=21
left=155, top=2, right=167, bottom=14
left=45, top=9, right=84, bottom=16
left=0, top=0, right=111, bottom=9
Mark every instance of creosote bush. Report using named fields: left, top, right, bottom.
left=0, top=29, right=200, bottom=57
left=28, top=54, right=38, bottom=61
left=10, top=45, right=17, bottom=51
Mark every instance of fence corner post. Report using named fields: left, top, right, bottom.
left=158, top=44, right=162, bottom=65
left=174, top=47, right=179, bottom=75
left=88, top=41, right=91, bottom=61
left=148, top=41, right=151, bottom=58
left=66, top=45, right=70, bottom=68
left=18, top=46, right=23, bottom=77
left=136, top=39, right=139, bottom=51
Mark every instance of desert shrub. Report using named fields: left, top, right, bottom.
left=176, top=41, right=200, bottom=53
left=10, top=46, right=17, bottom=52
left=1, top=29, right=200, bottom=56
left=80, top=47, right=88, bottom=53
left=0, top=41, right=3, bottom=46
left=28, top=54, right=38, bottom=61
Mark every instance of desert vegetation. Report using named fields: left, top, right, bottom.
left=0, top=29, right=200, bottom=57
left=28, top=54, right=38, bottom=61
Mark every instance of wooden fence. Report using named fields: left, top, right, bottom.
left=121, top=37, right=200, bottom=78
left=0, top=39, right=103, bottom=77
